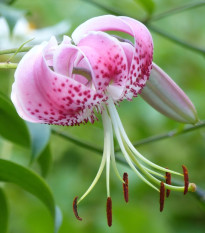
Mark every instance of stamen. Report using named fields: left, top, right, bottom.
left=108, top=99, right=183, bottom=177
left=73, top=196, right=82, bottom=221
left=160, top=182, right=165, bottom=212
left=182, top=165, right=189, bottom=195
left=106, top=197, right=112, bottom=227
left=123, top=172, right=129, bottom=203
left=165, top=170, right=171, bottom=197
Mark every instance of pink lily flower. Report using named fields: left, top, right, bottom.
left=11, top=15, right=196, bottom=226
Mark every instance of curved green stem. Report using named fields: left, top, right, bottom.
left=0, top=46, right=32, bottom=56
left=0, top=63, right=18, bottom=69
left=131, top=120, right=205, bottom=148
left=148, top=25, right=205, bottom=55
left=52, top=120, right=205, bottom=158
left=51, top=128, right=103, bottom=154
left=148, top=1, right=205, bottom=22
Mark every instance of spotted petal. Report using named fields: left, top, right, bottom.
left=11, top=39, right=106, bottom=126
left=72, top=15, right=153, bottom=100
left=78, top=31, right=129, bottom=99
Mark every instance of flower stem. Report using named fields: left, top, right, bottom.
left=0, top=63, right=18, bottom=69
left=131, top=120, right=205, bottom=148
left=148, top=1, right=205, bottom=22
left=0, top=46, right=32, bottom=55
left=148, top=25, right=205, bottom=55
left=51, top=128, right=103, bottom=154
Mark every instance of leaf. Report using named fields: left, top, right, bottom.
left=0, top=159, right=61, bottom=232
left=0, top=3, right=26, bottom=32
left=0, top=92, right=30, bottom=147
left=134, top=0, right=155, bottom=15
left=54, top=206, right=63, bottom=233
left=0, top=187, right=9, bottom=233
left=26, top=122, right=51, bottom=162
left=38, top=144, right=52, bottom=177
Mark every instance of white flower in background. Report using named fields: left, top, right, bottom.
left=0, top=16, right=70, bottom=49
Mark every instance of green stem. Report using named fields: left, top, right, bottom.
left=51, top=128, right=103, bottom=154
left=148, top=1, right=205, bottom=22
left=148, top=25, right=205, bottom=55
left=52, top=120, right=205, bottom=158
left=0, top=63, right=18, bottom=69
left=131, top=120, right=205, bottom=148
left=0, top=46, right=32, bottom=56
left=51, top=128, right=127, bottom=166
left=84, top=0, right=124, bottom=16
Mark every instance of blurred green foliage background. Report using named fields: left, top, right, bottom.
left=0, top=0, right=205, bottom=232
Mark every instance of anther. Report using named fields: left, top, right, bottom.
left=160, top=182, right=165, bottom=212
left=182, top=165, right=189, bottom=195
left=123, top=172, right=129, bottom=203
left=106, top=197, right=112, bottom=227
left=165, top=170, right=171, bottom=198
left=73, top=196, right=82, bottom=221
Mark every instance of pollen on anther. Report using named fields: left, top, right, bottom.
left=165, top=170, right=171, bottom=198
left=123, top=172, right=129, bottom=203
left=182, top=165, right=189, bottom=195
left=106, top=197, right=112, bottom=227
left=160, top=182, right=165, bottom=212
left=73, top=196, right=82, bottom=221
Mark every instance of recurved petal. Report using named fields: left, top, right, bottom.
left=78, top=31, right=129, bottom=98
left=140, top=63, right=198, bottom=124
left=119, top=16, right=153, bottom=99
left=72, top=15, right=131, bottom=44
left=11, top=41, right=105, bottom=126
left=72, top=15, right=153, bottom=100
left=53, top=44, right=83, bottom=77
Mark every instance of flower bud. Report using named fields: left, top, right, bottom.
left=140, top=63, right=198, bottom=124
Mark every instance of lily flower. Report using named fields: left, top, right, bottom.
left=11, top=15, right=196, bottom=226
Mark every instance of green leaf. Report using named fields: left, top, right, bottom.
left=134, top=0, right=155, bottom=15
left=26, top=122, right=51, bottom=162
left=38, top=144, right=52, bottom=177
left=0, top=3, right=26, bottom=32
left=54, top=206, right=63, bottom=233
left=0, top=92, right=30, bottom=147
left=0, top=187, right=9, bottom=233
left=0, top=159, right=61, bottom=232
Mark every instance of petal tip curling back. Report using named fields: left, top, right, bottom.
left=11, top=37, right=106, bottom=126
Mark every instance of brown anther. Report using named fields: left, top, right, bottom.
left=73, top=196, right=82, bottom=221
left=160, top=182, right=165, bottom=212
left=165, top=170, right=171, bottom=198
left=106, top=197, right=112, bottom=227
left=123, top=172, right=129, bottom=203
left=182, top=165, right=189, bottom=195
